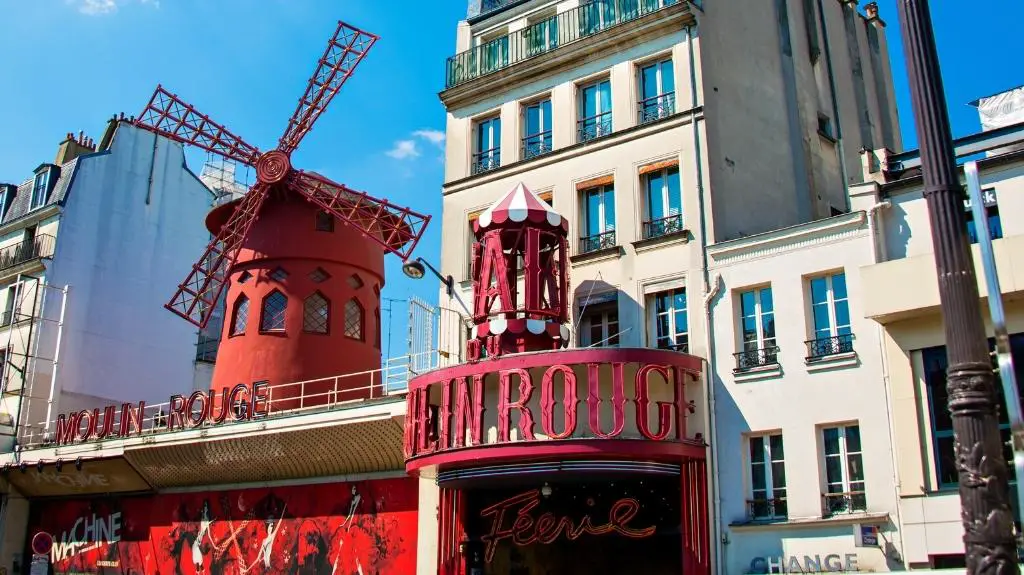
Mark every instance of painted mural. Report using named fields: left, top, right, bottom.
left=26, top=477, right=418, bottom=575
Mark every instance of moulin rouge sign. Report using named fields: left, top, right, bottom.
left=403, top=355, right=696, bottom=460
left=53, top=382, right=270, bottom=446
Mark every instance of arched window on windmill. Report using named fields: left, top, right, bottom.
left=230, top=294, right=249, bottom=336
left=344, top=299, right=364, bottom=341
left=303, top=292, right=330, bottom=334
left=260, top=290, right=288, bottom=332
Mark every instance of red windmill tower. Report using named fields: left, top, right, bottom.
left=132, top=21, right=430, bottom=408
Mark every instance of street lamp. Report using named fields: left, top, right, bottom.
left=897, top=0, right=1020, bottom=570
left=402, top=257, right=472, bottom=318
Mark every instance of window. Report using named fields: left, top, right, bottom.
left=344, top=299, right=364, bottom=340
left=578, top=79, right=612, bottom=143
left=652, top=289, right=688, bottom=352
left=638, top=58, right=676, bottom=124
left=269, top=267, right=289, bottom=282
left=31, top=171, right=49, bottom=209
left=522, top=98, right=553, bottom=160
left=477, top=28, right=509, bottom=75
left=642, top=165, right=683, bottom=239
left=230, top=294, right=249, bottom=336
left=237, top=271, right=252, bottom=284
left=2, top=285, right=16, bottom=326
left=524, top=9, right=558, bottom=56
left=22, top=226, right=37, bottom=260
left=807, top=272, right=853, bottom=359
left=964, top=188, right=1002, bottom=244
left=309, top=268, right=330, bottom=283
left=303, top=292, right=330, bottom=334
left=822, top=424, right=866, bottom=515
left=579, top=184, right=615, bottom=253
left=817, top=113, right=835, bottom=141
left=315, top=211, right=334, bottom=232
left=260, top=291, right=287, bottom=332
left=581, top=305, right=619, bottom=347
left=0, top=186, right=9, bottom=221
left=923, top=334, right=1024, bottom=488
left=749, top=433, right=787, bottom=519
left=472, top=115, right=501, bottom=175
left=736, top=287, right=778, bottom=370
left=375, top=308, right=381, bottom=349
left=347, top=274, right=364, bottom=290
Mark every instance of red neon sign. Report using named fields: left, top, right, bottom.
left=478, top=489, right=656, bottom=563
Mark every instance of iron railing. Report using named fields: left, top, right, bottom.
left=447, top=0, right=680, bottom=88
left=642, top=214, right=684, bottom=239
left=471, top=149, right=501, bottom=175
left=522, top=132, right=553, bottom=160
left=735, top=345, right=780, bottom=371
left=579, top=230, right=616, bottom=254
left=0, top=234, right=56, bottom=273
left=822, top=491, right=867, bottom=516
left=578, top=111, right=613, bottom=143
left=638, top=92, right=676, bottom=125
left=196, top=335, right=220, bottom=363
left=805, top=333, right=854, bottom=360
left=747, top=498, right=788, bottom=520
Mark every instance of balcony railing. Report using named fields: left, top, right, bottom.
left=805, top=333, right=854, bottom=360
left=0, top=234, right=55, bottom=273
left=471, top=149, right=501, bottom=175
left=196, top=334, right=220, bottom=363
left=638, top=92, right=676, bottom=125
left=579, top=230, right=616, bottom=254
left=577, top=111, right=613, bottom=143
left=447, top=0, right=679, bottom=89
left=822, top=491, right=867, bottom=516
left=747, top=498, right=788, bottom=521
left=522, top=132, right=553, bottom=160
left=734, top=345, right=780, bottom=371
left=642, top=214, right=684, bottom=239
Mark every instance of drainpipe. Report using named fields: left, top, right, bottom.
left=816, top=0, right=852, bottom=210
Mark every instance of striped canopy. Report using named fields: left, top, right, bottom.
left=476, top=182, right=566, bottom=232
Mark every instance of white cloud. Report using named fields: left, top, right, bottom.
left=413, top=129, right=445, bottom=148
left=71, top=0, right=159, bottom=15
left=386, top=140, right=420, bottom=160
left=385, top=128, right=444, bottom=162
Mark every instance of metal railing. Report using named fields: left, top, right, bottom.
left=0, top=234, right=56, bottom=273
left=638, top=92, right=676, bottom=125
left=734, top=345, right=780, bottom=371
left=642, top=214, right=684, bottom=239
left=471, top=149, right=501, bottom=175
left=747, top=498, right=788, bottom=520
left=579, top=230, right=616, bottom=254
left=577, top=111, right=613, bottom=143
left=195, top=335, right=220, bottom=363
left=805, top=333, right=854, bottom=360
left=822, top=491, right=867, bottom=516
left=522, top=132, right=553, bottom=160
left=447, top=0, right=679, bottom=88
left=18, top=351, right=440, bottom=449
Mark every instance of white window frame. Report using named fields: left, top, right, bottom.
left=31, top=171, right=48, bottom=209
left=809, top=272, right=849, bottom=339
left=580, top=184, right=615, bottom=238
left=821, top=424, right=866, bottom=511
left=748, top=432, right=787, bottom=519
left=578, top=78, right=612, bottom=119
left=650, top=288, right=688, bottom=351
left=475, top=115, right=501, bottom=156
left=637, top=57, right=674, bottom=100
left=643, top=166, right=682, bottom=221
left=738, top=286, right=775, bottom=350
left=581, top=307, right=619, bottom=347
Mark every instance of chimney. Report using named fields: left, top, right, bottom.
left=97, top=114, right=125, bottom=152
left=54, top=129, right=97, bottom=165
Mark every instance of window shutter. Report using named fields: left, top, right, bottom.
left=576, top=174, right=615, bottom=191
left=639, top=158, right=680, bottom=176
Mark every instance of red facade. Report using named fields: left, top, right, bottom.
left=27, top=478, right=418, bottom=575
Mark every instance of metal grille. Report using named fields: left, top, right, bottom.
left=303, top=292, right=330, bottom=333
left=309, top=268, right=330, bottom=283
left=269, top=267, right=289, bottom=282
left=344, top=298, right=363, bottom=340
left=260, top=291, right=287, bottom=331
left=347, top=274, right=364, bottom=289
left=231, top=295, right=249, bottom=335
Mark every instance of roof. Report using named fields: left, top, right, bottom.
left=475, top=181, right=565, bottom=233
left=2, top=157, right=80, bottom=226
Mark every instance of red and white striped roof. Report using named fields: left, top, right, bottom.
left=477, top=182, right=565, bottom=231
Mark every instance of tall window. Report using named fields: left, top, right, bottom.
left=807, top=272, right=853, bottom=359
left=923, top=334, right=1024, bottom=488
left=303, top=292, right=330, bottom=334
left=638, top=58, right=676, bottom=124
left=581, top=305, right=619, bottom=347
left=522, top=98, right=553, bottom=160
left=579, top=184, right=615, bottom=253
left=260, top=291, right=287, bottom=332
left=525, top=9, right=558, bottom=55
left=578, top=79, right=612, bottom=143
left=822, top=424, right=866, bottom=515
left=473, top=116, right=501, bottom=175
left=230, top=294, right=249, bottom=336
left=477, top=29, right=509, bottom=74
left=2, top=284, right=17, bottom=326
left=31, top=171, right=48, bottom=209
left=653, top=289, right=688, bottom=352
left=965, top=188, right=1002, bottom=245
left=344, top=299, right=364, bottom=341
left=749, top=433, right=787, bottom=519
left=642, top=165, right=682, bottom=239
left=737, top=287, right=777, bottom=370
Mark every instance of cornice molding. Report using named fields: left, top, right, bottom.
left=708, top=212, right=868, bottom=267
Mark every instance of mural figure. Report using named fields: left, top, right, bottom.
left=192, top=500, right=213, bottom=572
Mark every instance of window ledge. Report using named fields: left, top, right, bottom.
left=733, top=363, right=783, bottom=383
left=818, top=129, right=837, bottom=144
left=632, top=229, right=690, bottom=253
left=569, top=245, right=622, bottom=265
left=805, top=351, right=859, bottom=372
left=729, top=511, right=889, bottom=531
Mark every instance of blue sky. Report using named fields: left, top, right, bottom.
left=0, top=0, right=1020, bottom=356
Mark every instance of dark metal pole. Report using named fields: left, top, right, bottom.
left=896, top=1, right=1020, bottom=570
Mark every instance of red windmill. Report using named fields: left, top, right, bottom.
left=133, top=21, right=430, bottom=408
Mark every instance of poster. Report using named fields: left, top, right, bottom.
left=26, top=477, right=418, bottom=574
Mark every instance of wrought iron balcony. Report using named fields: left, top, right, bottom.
left=747, top=498, right=788, bottom=521
left=522, top=132, right=553, bottom=160
left=822, top=491, right=867, bottom=516
left=638, top=92, right=676, bottom=125
left=0, top=234, right=55, bottom=274
left=577, top=111, right=613, bottom=143
left=471, top=149, right=501, bottom=175
left=805, top=333, right=854, bottom=360
left=579, top=230, right=616, bottom=254
left=447, top=0, right=679, bottom=89
left=642, top=214, right=684, bottom=239
left=734, top=345, right=780, bottom=371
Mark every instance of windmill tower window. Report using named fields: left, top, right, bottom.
left=315, top=211, right=335, bottom=232
left=269, top=267, right=289, bottom=283
left=344, top=299, right=364, bottom=341
left=374, top=308, right=381, bottom=349
left=237, top=271, right=252, bottom=284
left=303, top=292, right=330, bottom=334
left=309, top=268, right=330, bottom=283
left=230, top=294, right=249, bottom=336
left=260, top=291, right=288, bottom=332
left=347, top=274, right=364, bottom=289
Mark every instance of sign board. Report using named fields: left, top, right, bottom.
left=855, top=524, right=879, bottom=547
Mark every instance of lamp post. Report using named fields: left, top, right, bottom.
left=403, top=257, right=473, bottom=318
left=896, top=1, right=1020, bottom=570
